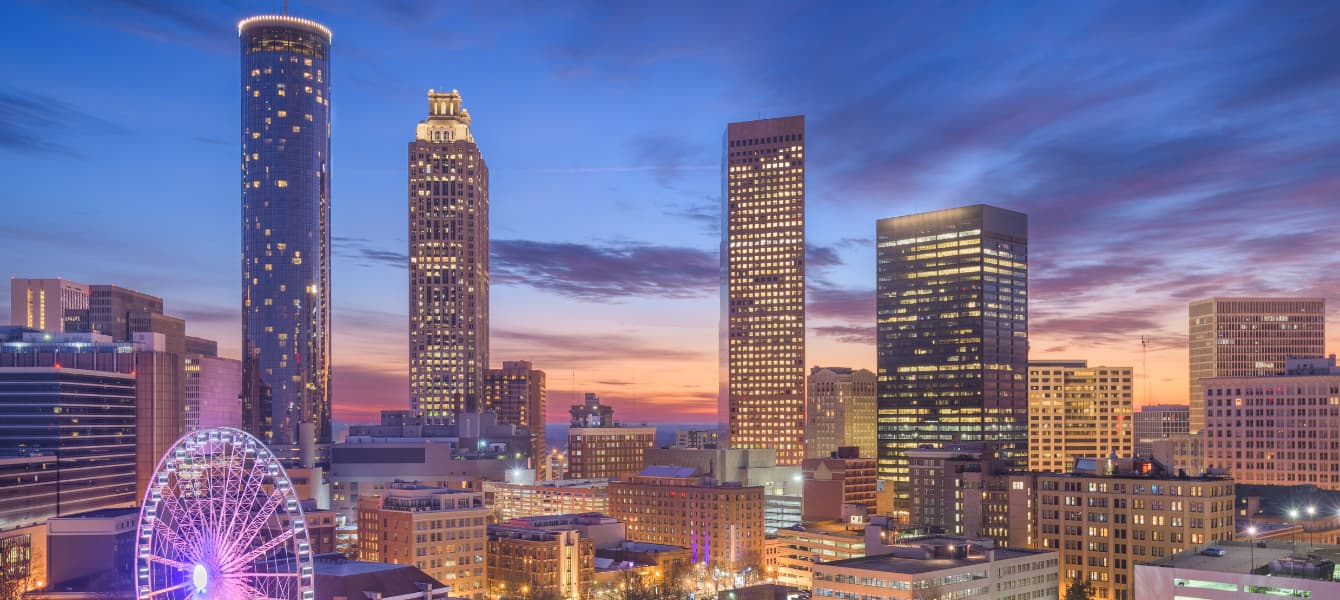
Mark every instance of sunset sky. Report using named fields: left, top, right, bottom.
left=3, top=1, right=1338, bottom=425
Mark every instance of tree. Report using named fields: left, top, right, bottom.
left=1064, top=578, right=1095, bottom=600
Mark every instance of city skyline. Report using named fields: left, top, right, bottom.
left=4, top=1, right=1340, bottom=425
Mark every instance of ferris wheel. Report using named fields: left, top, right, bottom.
left=136, top=427, right=314, bottom=600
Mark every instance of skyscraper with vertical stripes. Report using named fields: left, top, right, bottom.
left=721, top=116, right=806, bottom=466
left=409, top=90, right=489, bottom=423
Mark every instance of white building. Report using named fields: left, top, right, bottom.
left=811, top=537, right=1057, bottom=600
left=1136, top=540, right=1340, bottom=598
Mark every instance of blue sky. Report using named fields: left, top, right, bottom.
left=3, top=0, right=1338, bottom=422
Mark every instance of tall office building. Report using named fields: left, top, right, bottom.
left=875, top=205, right=1028, bottom=504
left=484, top=361, right=545, bottom=459
left=1027, top=360, right=1133, bottom=472
left=722, top=116, right=806, bottom=466
left=409, top=90, right=489, bottom=424
left=1188, top=297, right=1325, bottom=433
left=9, top=278, right=89, bottom=333
left=1132, top=404, right=1190, bottom=458
left=240, top=15, right=333, bottom=445
left=357, top=488, right=489, bottom=599
left=805, top=366, right=877, bottom=459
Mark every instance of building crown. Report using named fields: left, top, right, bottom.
left=416, top=89, right=474, bottom=143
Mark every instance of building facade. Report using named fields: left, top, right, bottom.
left=609, top=467, right=766, bottom=569
left=774, top=521, right=867, bottom=590
left=9, top=278, right=88, bottom=333
left=1035, top=461, right=1236, bottom=600
left=483, top=361, right=544, bottom=459
left=876, top=205, right=1029, bottom=503
left=240, top=14, right=333, bottom=446
left=487, top=518, right=596, bottom=600
left=1133, top=404, right=1190, bottom=458
left=0, top=366, right=137, bottom=521
left=801, top=451, right=878, bottom=522
left=356, top=488, right=489, bottom=600
left=567, top=427, right=655, bottom=479
left=1188, top=297, right=1325, bottom=433
left=485, top=479, right=609, bottom=521
left=1203, top=357, right=1340, bottom=489
left=1136, top=540, right=1340, bottom=599
left=409, top=90, right=489, bottom=424
left=674, top=428, right=720, bottom=449
left=811, top=539, right=1058, bottom=600
left=722, top=116, right=807, bottom=466
left=806, top=366, right=877, bottom=459
left=184, top=353, right=243, bottom=432
left=1028, top=361, right=1133, bottom=472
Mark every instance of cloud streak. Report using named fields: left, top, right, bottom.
left=491, top=239, right=716, bottom=301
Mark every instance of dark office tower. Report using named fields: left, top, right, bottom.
left=240, top=15, right=332, bottom=445
left=875, top=205, right=1028, bottom=505
left=484, top=361, right=546, bottom=460
left=722, top=116, right=806, bottom=466
left=408, top=90, right=489, bottom=424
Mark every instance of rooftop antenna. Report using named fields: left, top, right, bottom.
left=283, top=0, right=288, bottom=15
left=1142, top=335, right=1151, bottom=405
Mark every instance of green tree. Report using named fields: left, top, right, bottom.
left=1064, top=577, right=1095, bottom=600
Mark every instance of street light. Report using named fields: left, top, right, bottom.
left=1307, top=506, right=1317, bottom=553
left=1289, top=509, right=1301, bottom=554
left=1246, top=526, right=1257, bottom=575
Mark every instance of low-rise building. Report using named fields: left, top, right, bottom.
left=801, top=448, right=877, bottom=522
left=313, top=554, right=462, bottom=600
left=356, top=488, right=489, bottom=600
left=1136, top=540, right=1340, bottom=598
left=774, top=520, right=867, bottom=590
left=488, top=516, right=595, bottom=600
left=484, top=478, right=609, bottom=521
left=609, top=466, right=766, bottom=570
left=1036, top=458, right=1236, bottom=600
left=567, top=427, right=655, bottom=479
left=812, top=538, right=1058, bottom=600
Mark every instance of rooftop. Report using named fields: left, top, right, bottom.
left=780, top=520, right=865, bottom=537
left=820, top=539, right=1051, bottom=575
left=51, top=507, right=140, bottom=519
left=1146, top=540, right=1340, bottom=581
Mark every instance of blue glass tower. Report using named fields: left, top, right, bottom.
left=239, top=15, right=332, bottom=445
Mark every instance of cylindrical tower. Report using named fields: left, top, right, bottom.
left=239, top=15, right=332, bottom=446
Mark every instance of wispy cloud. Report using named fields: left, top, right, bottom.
left=491, top=239, right=716, bottom=301
left=334, top=236, right=408, bottom=269
left=0, top=87, right=128, bottom=157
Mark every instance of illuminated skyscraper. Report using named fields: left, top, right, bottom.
left=875, top=205, right=1028, bottom=503
left=240, top=15, right=332, bottom=445
left=408, top=90, right=489, bottom=423
left=1188, top=297, right=1324, bottom=433
left=483, top=361, right=545, bottom=459
left=722, top=116, right=806, bottom=466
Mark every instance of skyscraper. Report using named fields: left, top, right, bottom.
left=240, top=15, right=332, bottom=445
left=1188, top=297, right=1325, bottom=433
left=409, top=90, right=489, bottom=424
left=1027, top=360, right=1133, bottom=472
left=875, top=205, right=1028, bottom=504
left=722, top=116, right=806, bottom=466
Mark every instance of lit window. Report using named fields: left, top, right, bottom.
left=276, top=180, right=288, bottom=187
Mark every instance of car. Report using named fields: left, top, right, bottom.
left=1201, top=547, right=1226, bottom=557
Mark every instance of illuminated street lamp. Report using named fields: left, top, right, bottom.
left=1246, top=526, right=1257, bottom=574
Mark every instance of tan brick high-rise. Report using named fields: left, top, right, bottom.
left=722, top=116, right=806, bottom=465
left=1188, top=297, right=1324, bottom=433
left=1028, top=360, right=1133, bottom=472
left=409, top=90, right=489, bottom=423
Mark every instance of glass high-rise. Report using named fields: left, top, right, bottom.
left=408, top=90, right=489, bottom=424
left=722, top=116, right=807, bottom=466
left=239, top=15, right=332, bottom=445
left=875, top=204, right=1028, bottom=503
